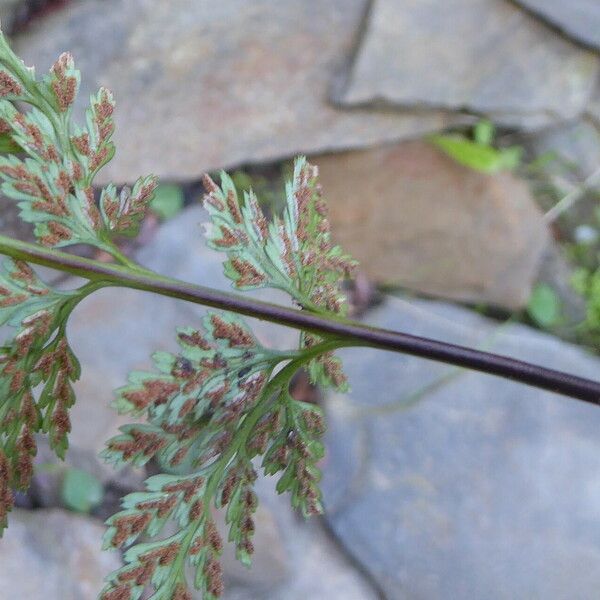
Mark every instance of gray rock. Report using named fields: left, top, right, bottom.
left=222, top=474, right=378, bottom=600
left=316, top=141, right=549, bottom=309
left=0, top=508, right=121, bottom=599
left=224, top=522, right=379, bottom=600
left=587, top=86, right=600, bottom=126
left=336, top=0, right=599, bottom=128
left=14, top=0, right=461, bottom=185
left=0, top=196, right=35, bottom=242
left=529, top=118, right=600, bottom=180
left=526, top=118, right=600, bottom=240
left=219, top=509, right=289, bottom=590
left=0, top=0, right=23, bottom=30
left=514, top=0, right=600, bottom=50
left=322, top=296, right=600, bottom=599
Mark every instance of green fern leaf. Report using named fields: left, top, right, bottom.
left=0, top=258, right=84, bottom=533
left=100, top=312, right=327, bottom=599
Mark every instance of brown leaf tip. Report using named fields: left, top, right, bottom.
left=101, top=585, right=132, bottom=600
left=0, top=449, right=14, bottom=525
left=123, top=379, right=179, bottom=411
left=210, top=314, right=254, bottom=347
left=0, top=71, right=21, bottom=97
left=230, top=257, right=266, bottom=287
left=108, top=429, right=166, bottom=461
left=173, top=584, right=193, bottom=600
left=111, top=512, right=152, bottom=548
left=204, top=556, right=224, bottom=597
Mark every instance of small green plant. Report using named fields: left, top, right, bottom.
left=527, top=283, right=562, bottom=329
left=557, top=208, right=600, bottom=343
left=572, top=267, right=600, bottom=337
left=150, top=183, right=185, bottom=221
left=61, top=466, right=104, bottom=513
left=430, top=119, right=523, bottom=173
left=0, top=29, right=597, bottom=600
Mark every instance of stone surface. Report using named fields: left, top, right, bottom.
left=177, top=471, right=380, bottom=599
left=529, top=119, right=600, bottom=180
left=514, top=0, right=600, bottom=50
left=526, top=119, right=600, bottom=247
left=586, top=85, right=600, bottom=126
left=224, top=521, right=378, bottom=600
left=217, top=502, right=289, bottom=589
left=315, top=140, right=549, bottom=309
left=0, top=196, right=35, bottom=242
left=0, top=508, right=121, bottom=599
left=0, top=0, right=23, bottom=30
left=322, top=295, right=600, bottom=599
left=222, top=474, right=378, bottom=600
left=14, top=0, right=460, bottom=185
left=337, top=0, right=599, bottom=128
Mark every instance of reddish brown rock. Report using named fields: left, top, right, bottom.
left=316, top=141, right=549, bottom=309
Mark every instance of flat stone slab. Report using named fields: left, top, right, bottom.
left=14, top=0, right=460, bottom=184
left=322, top=296, right=600, bottom=599
left=0, top=509, right=121, bottom=599
left=514, top=0, right=600, bottom=50
left=316, top=141, right=549, bottom=309
left=336, top=0, right=599, bottom=128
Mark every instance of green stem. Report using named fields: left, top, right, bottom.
left=58, top=278, right=109, bottom=330
left=98, top=242, right=142, bottom=272
left=0, top=233, right=357, bottom=337
left=0, top=234, right=599, bottom=405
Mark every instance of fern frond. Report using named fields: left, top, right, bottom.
left=0, top=257, right=90, bottom=532
left=0, top=29, right=158, bottom=533
left=100, top=312, right=330, bottom=599
left=0, top=34, right=157, bottom=252
left=202, top=157, right=357, bottom=311
left=0, top=27, right=357, bottom=599
left=203, top=156, right=357, bottom=391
